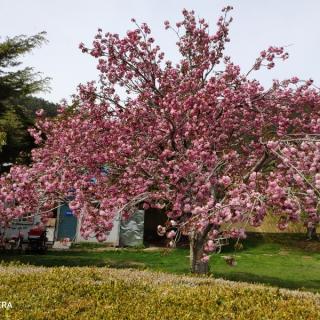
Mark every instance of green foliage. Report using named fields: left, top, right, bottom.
left=0, top=267, right=318, bottom=319
left=0, top=32, right=56, bottom=168
left=0, top=32, right=49, bottom=100
left=0, top=131, right=6, bottom=151
left=13, top=96, right=58, bottom=118
left=0, top=96, right=58, bottom=167
left=0, top=106, right=31, bottom=161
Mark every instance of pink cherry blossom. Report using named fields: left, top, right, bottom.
left=1, top=7, right=320, bottom=273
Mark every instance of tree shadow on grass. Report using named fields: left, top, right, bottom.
left=212, top=270, right=320, bottom=293
left=245, top=232, right=320, bottom=252
left=0, top=250, right=170, bottom=270
left=0, top=251, right=110, bottom=268
left=223, top=233, right=320, bottom=256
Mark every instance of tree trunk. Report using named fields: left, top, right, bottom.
left=189, top=232, right=209, bottom=274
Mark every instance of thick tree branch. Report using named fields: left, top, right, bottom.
left=243, top=150, right=269, bottom=181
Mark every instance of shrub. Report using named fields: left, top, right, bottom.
left=0, top=266, right=319, bottom=319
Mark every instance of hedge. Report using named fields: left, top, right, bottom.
left=0, top=265, right=319, bottom=319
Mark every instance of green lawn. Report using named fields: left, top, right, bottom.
left=1, top=233, right=320, bottom=293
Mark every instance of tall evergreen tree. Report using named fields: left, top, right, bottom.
left=0, top=32, right=54, bottom=167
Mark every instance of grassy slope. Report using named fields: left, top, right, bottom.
left=246, top=214, right=307, bottom=233
left=1, top=233, right=320, bottom=293
left=0, top=267, right=319, bottom=320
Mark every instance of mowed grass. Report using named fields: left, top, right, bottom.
left=1, top=233, right=320, bottom=293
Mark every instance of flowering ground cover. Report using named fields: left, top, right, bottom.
left=0, top=266, right=319, bottom=319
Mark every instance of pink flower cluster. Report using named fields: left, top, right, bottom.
left=0, top=8, right=319, bottom=262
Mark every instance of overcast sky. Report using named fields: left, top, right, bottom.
left=1, top=0, right=320, bottom=103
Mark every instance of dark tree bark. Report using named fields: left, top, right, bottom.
left=189, top=231, right=209, bottom=274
